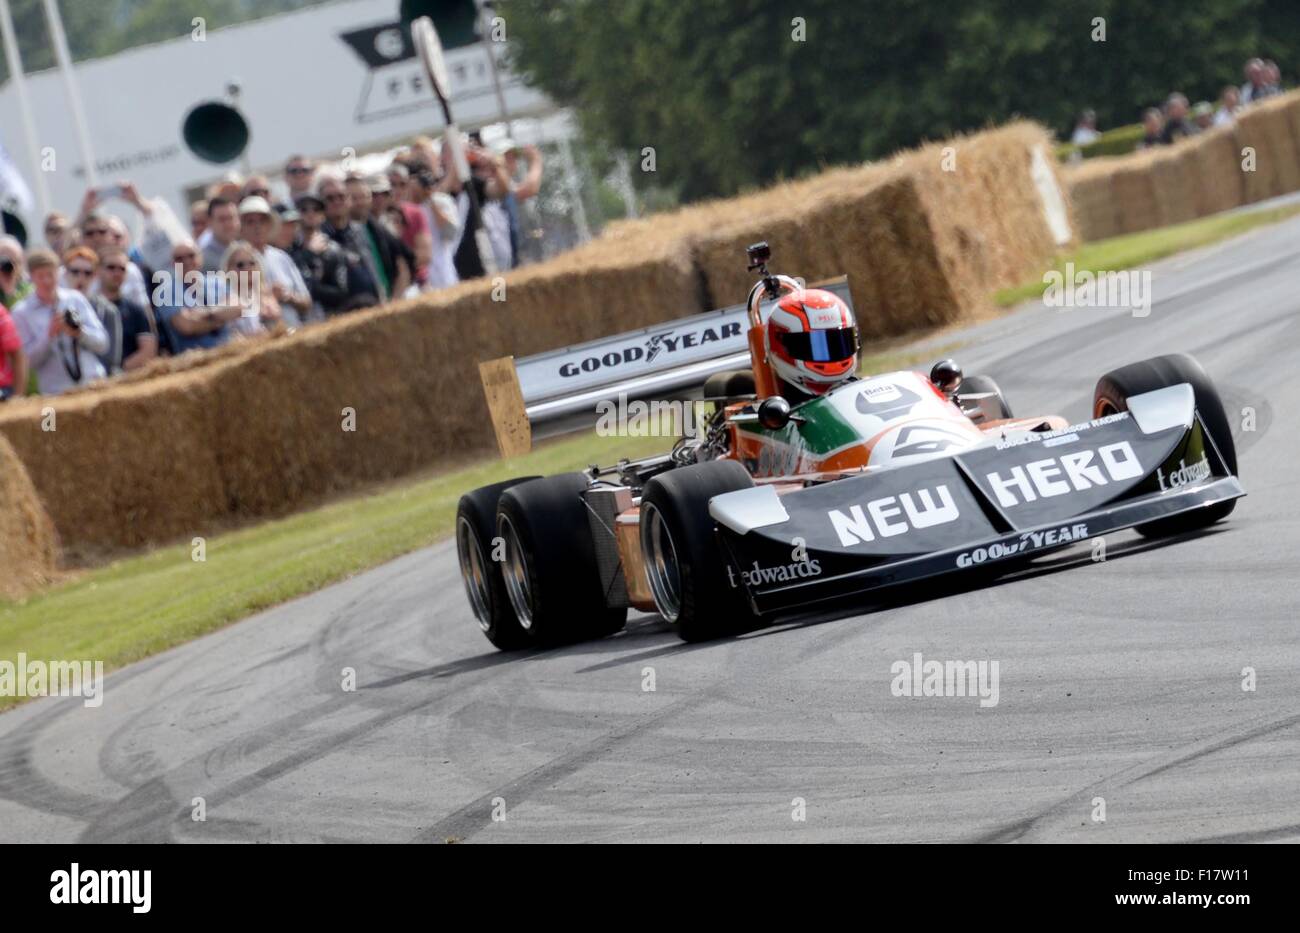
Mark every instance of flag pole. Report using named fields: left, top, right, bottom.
left=40, top=0, right=98, bottom=188
left=0, top=0, right=51, bottom=218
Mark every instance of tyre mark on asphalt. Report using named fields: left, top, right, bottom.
left=968, top=707, right=1300, bottom=843
left=409, top=689, right=715, bottom=844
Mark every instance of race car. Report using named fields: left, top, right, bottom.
left=456, top=242, right=1244, bottom=648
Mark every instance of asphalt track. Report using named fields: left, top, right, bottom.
left=2, top=218, right=1298, bottom=844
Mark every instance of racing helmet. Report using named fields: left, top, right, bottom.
left=764, top=288, right=860, bottom=396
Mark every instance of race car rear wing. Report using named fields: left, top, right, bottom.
left=478, top=276, right=855, bottom=457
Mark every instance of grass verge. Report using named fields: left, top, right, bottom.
left=994, top=203, right=1300, bottom=308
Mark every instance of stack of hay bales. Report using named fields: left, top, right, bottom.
left=1065, top=155, right=1126, bottom=241
left=0, top=236, right=703, bottom=551
left=0, top=433, right=59, bottom=596
left=1062, top=90, right=1300, bottom=241
left=1235, top=93, right=1300, bottom=203
left=690, top=121, right=1068, bottom=338
left=1188, top=123, right=1247, bottom=217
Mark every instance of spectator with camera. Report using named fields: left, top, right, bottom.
left=12, top=249, right=109, bottom=395
left=62, top=246, right=122, bottom=374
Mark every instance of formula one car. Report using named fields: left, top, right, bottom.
left=457, top=243, right=1244, bottom=648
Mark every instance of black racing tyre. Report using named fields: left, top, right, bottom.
left=702, top=369, right=756, bottom=401
left=496, top=473, right=627, bottom=646
left=456, top=477, right=539, bottom=650
left=639, top=460, right=756, bottom=642
left=1092, top=353, right=1237, bottom=536
left=956, top=374, right=1013, bottom=420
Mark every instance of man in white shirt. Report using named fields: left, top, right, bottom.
left=12, top=249, right=109, bottom=396
left=1069, top=110, right=1101, bottom=146
left=238, top=196, right=311, bottom=328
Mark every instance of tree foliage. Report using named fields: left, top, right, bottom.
left=501, top=0, right=1300, bottom=201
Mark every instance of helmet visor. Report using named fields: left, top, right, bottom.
left=776, top=326, right=859, bottom=363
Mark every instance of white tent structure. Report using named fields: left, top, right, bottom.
left=0, top=0, right=557, bottom=231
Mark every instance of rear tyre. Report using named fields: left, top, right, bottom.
left=956, top=374, right=1013, bottom=421
left=456, top=477, right=539, bottom=650
left=496, top=473, right=627, bottom=646
left=1093, top=353, right=1237, bottom=537
left=639, top=460, right=756, bottom=642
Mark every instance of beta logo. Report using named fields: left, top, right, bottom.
left=985, top=441, right=1143, bottom=507
left=827, top=484, right=960, bottom=547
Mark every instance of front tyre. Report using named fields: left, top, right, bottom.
left=1093, top=353, right=1237, bottom=537
left=496, top=473, right=627, bottom=646
left=639, top=460, right=755, bottom=642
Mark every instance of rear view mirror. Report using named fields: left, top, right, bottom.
left=757, top=396, right=793, bottom=430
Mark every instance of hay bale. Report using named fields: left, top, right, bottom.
left=693, top=168, right=966, bottom=339
left=0, top=372, right=227, bottom=557
left=0, top=434, right=58, bottom=597
left=899, top=122, right=1068, bottom=295
left=1186, top=124, right=1246, bottom=216
left=1235, top=92, right=1300, bottom=202
left=1063, top=157, right=1125, bottom=241
left=1108, top=153, right=1163, bottom=235
left=1148, top=143, right=1200, bottom=227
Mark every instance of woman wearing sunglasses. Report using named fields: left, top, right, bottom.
left=220, top=241, right=282, bottom=338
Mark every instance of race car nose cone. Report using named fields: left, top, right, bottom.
left=930, top=359, right=963, bottom=395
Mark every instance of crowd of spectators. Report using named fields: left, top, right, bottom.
left=0, top=133, right=544, bottom=399
left=1069, top=57, right=1286, bottom=152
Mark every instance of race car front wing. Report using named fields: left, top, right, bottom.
left=708, top=385, right=1245, bottom=615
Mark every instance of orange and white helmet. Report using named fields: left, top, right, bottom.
left=765, top=288, right=859, bottom=396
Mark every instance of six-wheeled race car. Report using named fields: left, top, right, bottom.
left=457, top=243, right=1245, bottom=649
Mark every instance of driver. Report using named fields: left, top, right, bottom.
left=764, top=288, right=860, bottom=401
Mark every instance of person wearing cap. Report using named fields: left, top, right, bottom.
left=238, top=195, right=310, bottom=328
